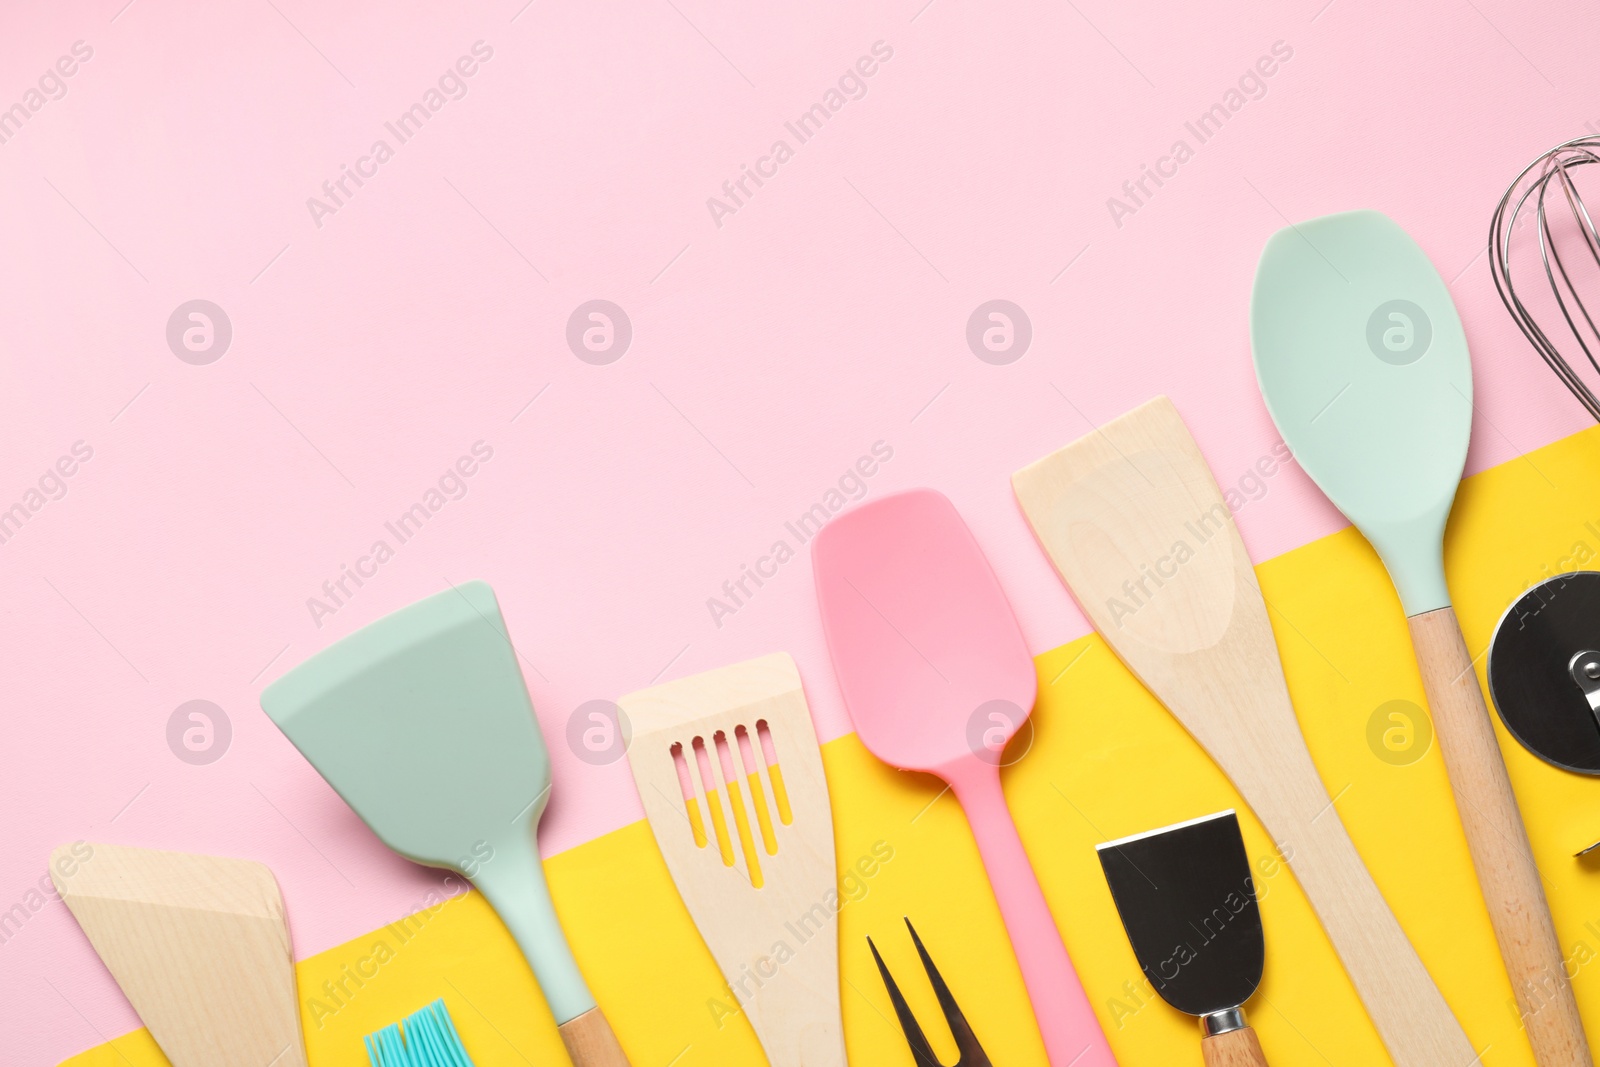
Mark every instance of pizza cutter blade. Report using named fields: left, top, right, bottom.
left=1487, top=570, right=1600, bottom=855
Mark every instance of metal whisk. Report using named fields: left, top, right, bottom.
left=1491, top=134, right=1600, bottom=421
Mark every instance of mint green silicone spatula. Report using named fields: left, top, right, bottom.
left=1251, top=210, right=1589, bottom=1066
left=261, top=582, right=630, bottom=1067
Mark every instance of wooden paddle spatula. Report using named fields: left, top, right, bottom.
left=618, top=653, right=844, bottom=1067
left=1252, top=210, right=1589, bottom=1065
left=1013, top=397, right=1476, bottom=1067
left=51, top=843, right=308, bottom=1067
left=262, top=582, right=629, bottom=1067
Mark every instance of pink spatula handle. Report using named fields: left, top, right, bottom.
left=951, top=768, right=1118, bottom=1067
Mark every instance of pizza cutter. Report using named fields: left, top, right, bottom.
left=1487, top=569, right=1600, bottom=856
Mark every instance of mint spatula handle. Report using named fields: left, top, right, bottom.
left=471, top=841, right=619, bottom=1031
left=1410, top=607, right=1590, bottom=1065
left=475, top=845, right=632, bottom=1065
left=950, top=767, right=1118, bottom=1067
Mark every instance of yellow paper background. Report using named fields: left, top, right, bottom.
left=63, top=424, right=1600, bottom=1067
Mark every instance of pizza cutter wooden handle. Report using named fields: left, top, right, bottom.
left=1409, top=606, right=1590, bottom=1065
left=558, top=1007, right=631, bottom=1067
left=1202, top=1026, right=1268, bottom=1067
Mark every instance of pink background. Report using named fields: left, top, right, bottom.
left=2, top=0, right=1597, bottom=1062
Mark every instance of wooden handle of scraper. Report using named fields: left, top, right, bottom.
left=1409, top=606, right=1590, bottom=1065
left=559, top=1007, right=631, bottom=1067
left=1202, top=1026, right=1268, bottom=1067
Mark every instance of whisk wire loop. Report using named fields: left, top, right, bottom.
left=1492, top=135, right=1600, bottom=421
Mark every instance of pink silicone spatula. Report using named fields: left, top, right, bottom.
left=813, top=489, right=1116, bottom=1067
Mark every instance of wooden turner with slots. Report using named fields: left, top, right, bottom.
left=618, top=653, right=845, bottom=1067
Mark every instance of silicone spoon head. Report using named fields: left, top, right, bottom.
left=261, top=581, right=553, bottom=870
left=812, top=489, right=1036, bottom=777
left=1250, top=209, right=1473, bottom=615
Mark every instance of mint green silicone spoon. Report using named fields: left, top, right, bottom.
left=261, top=582, right=630, bottom=1067
left=1251, top=210, right=1588, bottom=1066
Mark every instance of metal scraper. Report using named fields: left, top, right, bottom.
left=1097, top=811, right=1268, bottom=1067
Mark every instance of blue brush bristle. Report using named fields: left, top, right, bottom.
left=364, top=999, right=476, bottom=1067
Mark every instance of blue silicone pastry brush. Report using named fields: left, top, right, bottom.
left=366, top=1000, right=475, bottom=1067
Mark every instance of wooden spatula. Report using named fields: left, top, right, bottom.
left=618, top=653, right=845, bottom=1067
left=50, top=843, right=309, bottom=1067
left=1013, top=396, right=1477, bottom=1067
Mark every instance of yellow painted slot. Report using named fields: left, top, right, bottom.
left=692, top=737, right=735, bottom=866
left=736, top=725, right=779, bottom=855
left=670, top=742, right=708, bottom=849
left=715, top=731, right=764, bottom=888
left=757, top=718, right=793, bottom=825
left=685, top=798, right=708, bottom=850
left=746, top=773, right=777, bottom=855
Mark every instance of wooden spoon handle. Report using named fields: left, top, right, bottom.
left=1202, top=1026, right=1268, bottom=1067
left=558, top=1007, right=631, bottom=1067
left=1409, top=606, right=1590, bottom=1065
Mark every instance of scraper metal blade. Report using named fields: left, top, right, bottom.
left=1096, top=810, right=1264, bottom=1021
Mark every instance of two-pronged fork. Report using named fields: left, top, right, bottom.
left=867, top=919, right=992, bottom=1067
